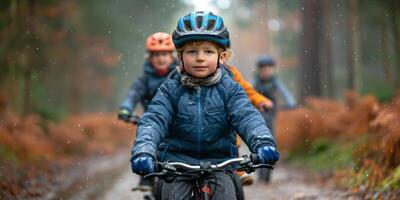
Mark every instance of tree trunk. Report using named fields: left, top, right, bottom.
left=347, top=0, right=362, bottom=91
left=22, top=0, right=36, bottom=115
left=1, top=0, right=19, bottom=113
left=321, top=0, right=335, bottom=98
left=299, top=0, right=322, bottom=100
left=69, top=64, right=81, bottom=115
left=389, top=1, right=400, bottom=88
left=381, top=19, right=393, bottom=84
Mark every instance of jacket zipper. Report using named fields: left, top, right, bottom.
left=196, top=88, right=202, bottom=154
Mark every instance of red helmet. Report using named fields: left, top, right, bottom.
left=146, top=32, right=175, bottom=52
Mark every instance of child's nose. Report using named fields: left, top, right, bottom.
left=196, top=52, right=206, bottom=61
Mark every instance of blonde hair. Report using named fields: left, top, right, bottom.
left=177, top=41, right=233, bottom=62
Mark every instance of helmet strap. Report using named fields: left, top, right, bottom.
left=180, top=52, right=186, bottom=72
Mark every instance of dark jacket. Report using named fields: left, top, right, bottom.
left=120, top=60, right=178, bottom=111
left=131, top=65, right=276, bottom=165
left=253, top=76, right=296, bottom=109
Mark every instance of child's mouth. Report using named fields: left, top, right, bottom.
left=193, top=66, right=208, bottom=70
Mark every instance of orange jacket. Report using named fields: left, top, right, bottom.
left=228, top=65, right=272, bottom=107
left=228, top=65, right=273, bottom=147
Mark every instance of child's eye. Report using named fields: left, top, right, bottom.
left=205, top=50, right=216, bottom=54
left=185, top=49, right=197, bottom=54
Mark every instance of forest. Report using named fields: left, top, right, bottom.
left=1, top=0, right=399, bottom=199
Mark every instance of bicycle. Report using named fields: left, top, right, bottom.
left=143, top=154, right=274, bottom=200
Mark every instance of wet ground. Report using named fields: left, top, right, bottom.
left=51, top=152, right=354, bottom=200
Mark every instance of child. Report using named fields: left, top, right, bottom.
left=253, top=55, right=296, bottom=183
left=131, top=11, right=279, bottom=199
left=118, top=32, right=177, bottom=191
left=253, top=55, right=296, bottom=135
left=221, top=63, right=274, bottom=186
left=118, top=32, right=177, bottom=121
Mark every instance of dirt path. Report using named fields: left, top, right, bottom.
left=102, top=164, right=352, bottom=200
left=244, top=164, right=352, bottom=200
left=52, top=152, right=354, bottom=200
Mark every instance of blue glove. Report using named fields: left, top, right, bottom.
left=131, top=155, right=155, bottom=175
left=257, top=146, right=280, bottom=164
left=118, top=107, right=132, bottom=122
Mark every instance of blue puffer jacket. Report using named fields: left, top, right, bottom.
left=120, top=60, right=178, bottom=111
left=131, top=65, right=276, bottom=165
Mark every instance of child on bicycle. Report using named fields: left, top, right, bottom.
left=130, top=11, right=279, bottom=199
left=118, top=32, right=177, bottom=122
left=222, top=63, right=274, bottom=186
left=118, top=32, right=177, bottom=191
left=253, top=55, right=297, bottom=135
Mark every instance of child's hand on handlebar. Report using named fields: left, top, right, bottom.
left=131, top=155, right=155, bottom=175
left=257, top=146, right=280, bottom=165
left=118, top=107, right=132, bottom=121
left=257, top=100, right=274, bottom=112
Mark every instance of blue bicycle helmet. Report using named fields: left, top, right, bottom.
left=172, top=11, right=230, bottom=49
left=257, top=55, right=275, bottom=67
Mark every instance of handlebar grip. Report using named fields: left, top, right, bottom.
left=250, top=153, right=261, bottom=164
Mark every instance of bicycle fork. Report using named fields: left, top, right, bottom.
left=193, top=178, right=212, bottom=200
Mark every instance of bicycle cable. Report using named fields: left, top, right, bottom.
left=209, top=172, right=217, bottom=199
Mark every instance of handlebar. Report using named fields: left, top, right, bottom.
left=143, top=154, right=274, bottom=181
left=166, top=157, right=245, bottom=170
left=119, top=115, right=140, bottom=124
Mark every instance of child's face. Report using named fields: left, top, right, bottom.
left=149, top=51, right=174, bottom=71
left=180, top=41, right=226, bottom=78
left=258, top=65, right=274, bottom=80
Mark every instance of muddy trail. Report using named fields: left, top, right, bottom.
left=50, top=151, right=352, bottom=200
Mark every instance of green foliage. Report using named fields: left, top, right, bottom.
left=277, top=0, right=299, bottom=15
left=382, top=166, right=400, bottom=190
left=0, top=146, right=18, bottom=163
left=345, top=162, right=400, bottom=191
left=31, top=80, right=66, bottom=121
left=361, top=76, right=395, bottom=102
left=33, top=105, right=66, bottom=122
left=286, top=138, right=356, bottom=172
left=348, top=167, right=373, bottom=188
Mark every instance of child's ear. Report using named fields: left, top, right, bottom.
left=219, top=52, right=227, bottom=64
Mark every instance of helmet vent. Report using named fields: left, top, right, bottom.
left=207, top=19, right=215, bottom=31
left=196, top=16, right=203, bottom=29
left=184, top=20, right=192, bottom=31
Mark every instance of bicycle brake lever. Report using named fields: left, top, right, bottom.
left=239, top=155, right=252, bottom=165
left=143, top=171, right=166, bottom=180
left=252, top=163, right=274, bottom=170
